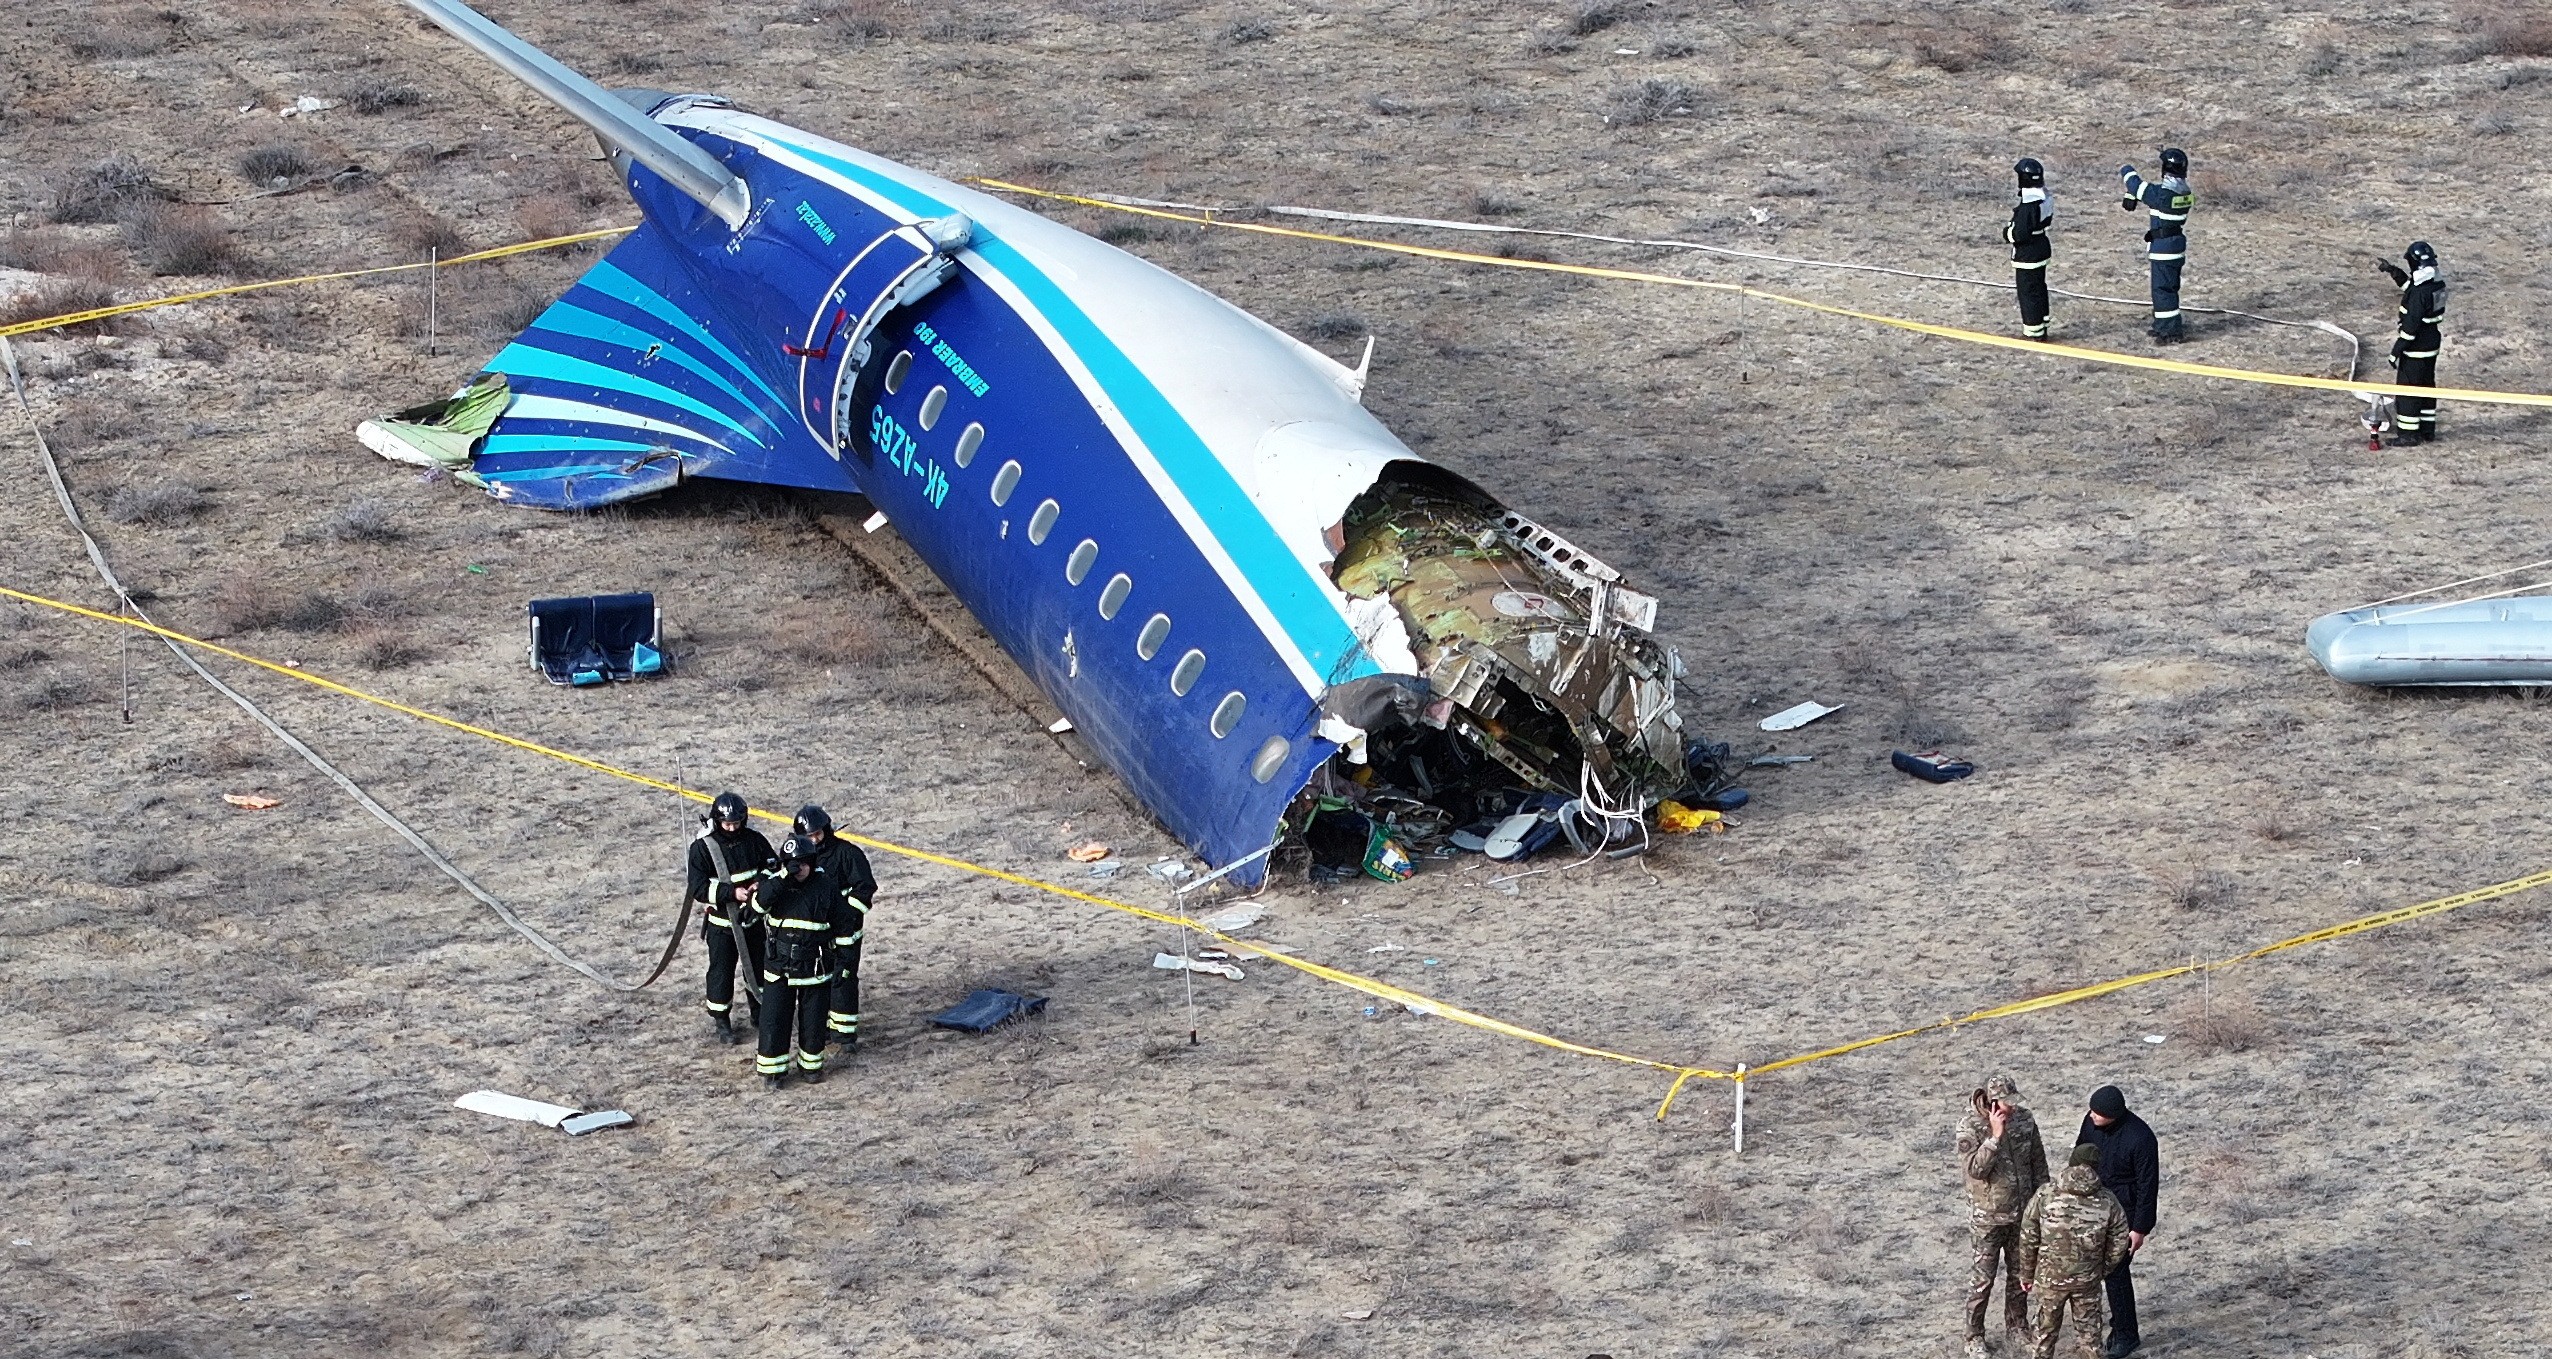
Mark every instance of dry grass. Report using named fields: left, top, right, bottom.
left=767, top=602, right=888, bottom=666
left=119, top=202, right=248, bottom=277
left=2158, top=864, right=2238, bottom=912
left=106, top=483, right=210, bottom=526
left=2460, top=8, right=2552, bottom=58
left=238, top=143, right=316, bottom=185
left=344, top=621, right=426, bottom=671
left=210, top=573, right=345, bottom=635
left=344, top=77, right=422, bottom=114
left=1601, top=77, right=1701, bottom=128
left=325, top=498, right=403, bottom=544
left=2169, top=992, right=2275, bottom=1054
left=49, top=156, right=167, bottom=225
left=0, top=279, right=122, bottom=332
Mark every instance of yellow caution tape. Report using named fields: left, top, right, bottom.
left=973, top=180, right=2552, bottom=410
left=0, top=585, right=1708, bottom=1083
left=0, top=226, right=636, bottom=339
left=6, top=581, right=2547, bottom=1118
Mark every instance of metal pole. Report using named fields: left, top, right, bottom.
left=427, top=247, right=438, bottom=357
left=1732, top=1064, right=1747, bottom=1154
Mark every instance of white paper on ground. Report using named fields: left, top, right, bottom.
left=456, top=1090, right=581, bottom=1127
left=1759, top=701, right=1843, bottom=732
left=1198, top=902, right=1267, bottom=933
left=1152, top=953, right=1244, bottom=981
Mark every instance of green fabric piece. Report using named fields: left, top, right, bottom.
left=369, top=373, right=510, bottom=470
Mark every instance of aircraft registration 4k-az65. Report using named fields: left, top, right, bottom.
left=359, top=0, right=1700, bottom=885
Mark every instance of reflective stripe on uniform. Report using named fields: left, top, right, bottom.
left=756, top=1053, right=789, bottom=1074
left=705, top=999, right=730, bottom=1013
left=796, top=1050, right=825, bottom=1071
left=2023, top=323, right=2049, bottom=336
left=2012, top=259, right=2050, bottom=270
left=828, top=1010, right=861, bottom=1032
left=2404, top=349, right=2438, bottom=359
left=2147, top=249, right=2185, bottom=261
left=786, top=972, right=833, bottom=987
left=2152, top=309, right=2182, bottom=319
left=769, top=917, right=830, bottom=932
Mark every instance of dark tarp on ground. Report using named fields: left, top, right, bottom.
left=928, top=989, right=1047, bottom=1033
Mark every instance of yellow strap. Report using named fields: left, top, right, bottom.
left=969, top=180, right=2552, bottom=409
left=8, top=582, right=2545, bottom=1118
left=0, top=227, right=637, bottom=338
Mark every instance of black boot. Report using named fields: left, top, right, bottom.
left=801, top=1065, right=824, bottom=1086
left=712, top=1012, right=735, bottom=1044
left=763, top=1072, right=786, bottom=1091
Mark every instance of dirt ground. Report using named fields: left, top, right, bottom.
left=6, top=0, right=2552, bottom=1355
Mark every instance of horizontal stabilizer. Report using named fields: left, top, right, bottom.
left=471, top=227, right=798, bottom=509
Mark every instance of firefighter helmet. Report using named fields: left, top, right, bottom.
left=710, top=791, right=748, bottom=825
left=792, top=804, right=833, bottom=836
left=2013, top=157, right=2045, bottom=188
left=780, top=834, right=821, bottom=864
left=2158, top=146, right=2188, bottom=177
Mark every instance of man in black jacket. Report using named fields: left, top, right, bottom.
left=792, top=804, right=878, bottom=1052
left=2077, top=1085, right=2161, bottom=1358
left=2375, top=240, right=2447, bottom=444
left=688, top=791, right=776, bottom=1043
left=2003, top=158, right=2055, bottom=340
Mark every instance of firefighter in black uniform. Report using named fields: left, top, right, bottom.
left=2376, top=240, right=2447, bottom=444
left=2119, top=149, right=2193, bottom=343
left=793, top=804, right=878, bottom=1052
left=2003, top=157, right=2055, bottom=340
left=688, top=790, right=776, bottom=1043
left=756, top=834, right=850, bottom=1088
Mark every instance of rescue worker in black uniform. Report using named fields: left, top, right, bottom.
left=755, top=833, right=852, bottom=1088
left=687, top=790, right=776, bottom=1043
left=2003, top=157, right=2055, bottom=340
left=2376, top=240, right=2447, bottom=444
left=793, top=804, right=878, bottom=1052
left=2119, top=149, right=2194, bottom=343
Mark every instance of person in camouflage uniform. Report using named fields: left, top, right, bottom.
left=1958, top=1074, right=2049, bottom=1355
left=2020, top=1145, right=2133, bottom=1359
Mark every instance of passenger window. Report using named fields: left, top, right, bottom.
left=1097, top=573, right=1132, bottom=620
left=990, top=460, right=1021, bottom=506
left=1065, top=539, right=1099, bottom=586
left=1250, top=734, right=1289, bottom=782
left=1136, top=613, right=1171, bottom=661
left=954, top=421, right=984, bottom=468
left=884, top=350, right=913, bottom=394
left=1027, top=498, right=1060, bottom=545
left=1170, top=648, right=1206, bottom=696
left=1210, top=691, right=1246, bottom=739
left=919, top=384, right=948, bottom=431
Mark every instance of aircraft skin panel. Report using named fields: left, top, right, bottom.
left=704, top=117, right=1391, bottom=694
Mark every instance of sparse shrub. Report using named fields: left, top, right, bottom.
left=0, top=642, right=51, bottom=672
left=1363, top=92, right=1413, bottom=116
left=326, top=498, right=402, bottom=543
left=1220, top=17, right=1275, bottom=43
left=44, top=397, right=121, bottom=451
left=0, top=230, right=60, bottom=272
left=1300, top=312, right=1366, bottom=342
left=119, top=202, right=246, bottom=277
left=605, top=51, right=663, bottom=75
left=2171, top=994, right=2272, bottom=1053
left=2158, top=864, right=2235, bottom=912
left=345, top=78, right=421, bottom=114
left=1886, top=705, right=1968, bottom=748
left=107, top=483, right=210, bottom=526
left=19, top=674, right=100, bottom=711
left=2473, top=110, right=2516, bottom=135
left=1650, top=33, right=1701, bottom=58
left=485, top=286, right=554, bottom=339
left=68, top=12, right=180, bottom=62
left=396, top=214, right=467, bottom=257
left=1568, top=0, right=1634, bottom=36
left=514, top=194, right=584, bottom=243
left=211, top=574, right=343, bottom=634
left=1471, top=190, right=1526, bottom=218
left=1097, top=222, right=1152, bottom=245
left=1681, top=1181, right=1736, bottom=1225
left=2302, top=42, right=2343, bottom=77
left=1602, top=78, right=1701, bottom=128
left=237, top=144, right=315, bottom=184
left=0, top=279, right=123, bottom=333
left=2461, top=13, right=2552, bottom=58
left=98, top=852, right=188, bottom=887
left=2246, top=808, right=2303, bottom=843
left=50, top=157, right=168, bottom=224
left=345, top=622, right=424, bottom=670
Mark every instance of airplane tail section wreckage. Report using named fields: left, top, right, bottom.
left=364, top=0, right=1704, bottom=884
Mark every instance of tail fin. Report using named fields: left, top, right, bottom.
left=397, top=0, right=749, bottom=228
left=359, top=226, right=799, bottom=510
